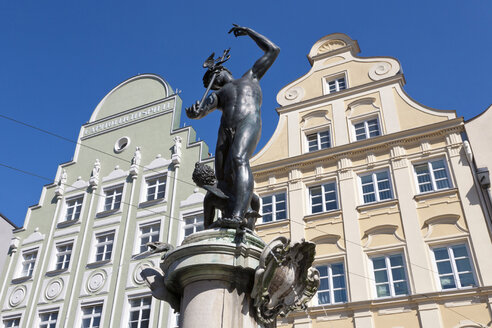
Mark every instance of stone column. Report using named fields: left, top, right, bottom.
left=161, top=229, right=265, bottom=328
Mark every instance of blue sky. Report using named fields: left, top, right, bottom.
left=1, top=1, right=491, bottom=227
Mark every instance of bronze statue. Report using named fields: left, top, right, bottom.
left=186, top=25, right=280, bottom=230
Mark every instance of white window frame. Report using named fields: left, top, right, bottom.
left=322, top=72, right=348, bottom=95
left=54, top=241, right=73, bottom=271
left=136, top=220, right=161, bottom=254
left=315, top=261, right=347, bottom=305
left=259, top=192, right=288, bottom=223
left=413, top=158, right=452, bottom=194
left=301, top=123, right=333, bottom=154
left=38, top=309, right=59, bottom=328
left=80, top=302, right=104, bottom=328
left=358, top=169, right=393, bottom=204
left=369, top=252, right=409, bottom=299
left=145, top=175, right=167, bottom=202
left=93, top=231, right=115, bottom=263
left=2, top=315, right=21, bottom=328
left=140, top=171, right=169, bottom=205
left=308, top=181, right=339, bottom=214
left=127, top=295, right=152, bottom=328
left=20, top=248, right=38, bottom=278
left=350, top=114, right=382, bottom=142
left=430, top=243, right=477, bottom=291
left=183, top=213, right=204, bottom=238
left=178, top=208, right=204, bottom=244
left=64, top=195, right=84, bottom=222
left=102, top=185, right=123, bottom=212
left=306, top=129, right=331, bottom=152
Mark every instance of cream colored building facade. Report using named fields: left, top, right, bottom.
left=251, top=34, right=492, bottom=328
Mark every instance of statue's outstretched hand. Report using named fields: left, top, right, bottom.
left=228, top=24, right=249, bottom=37
left=185, top=101, right=201, bottom=119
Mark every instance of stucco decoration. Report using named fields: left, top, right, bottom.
left=55, top=169, right=67, bottom=197
left=422, top=215, right=468, bottom=239
left=317, top=40, right=347, bottom=55
left=180, top=192, right=205, bottom=207
left=346, top=97, right=379, bottom=117
left=171, top=136, right=182, bottom=165
left=307, top=33, right=359, bottom=65
left=102, top=166, right=127, bottom=183
left=130, top=147, right=141, bottom=176
left=45, top=278, right=64, bottom=300
left=362, top=225, right=405, bottom=248
left=283, top=86, right=305, bottom=104
left=251, top=237, right=320, bottom=326
left=300, top=110, right=330, bottom=129
left=21, top=229, right=44, bottom=245
left=9, top=286, right=26, bottom=307
left=144, top=154, right=172, bottom=172
left=368, top=62, right=399, bottom=81
left=90, top=159, right=101, bottom=187
left=66, top=177, right=88, bottom=193
left=311, top=234, right=345, bottom=252
left=87, top=270, right=107, bottom=293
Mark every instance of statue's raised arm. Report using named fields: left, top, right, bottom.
left=229, top=25, right=280, bottom=80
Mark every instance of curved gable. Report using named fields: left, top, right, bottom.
left=89, top=74, right=171, bottom=122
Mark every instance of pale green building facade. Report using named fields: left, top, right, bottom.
left=0, top=74, right=210, bottom=328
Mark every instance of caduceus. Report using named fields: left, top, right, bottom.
left=197, top=48, right=231, bottom=110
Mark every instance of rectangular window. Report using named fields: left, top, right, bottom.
left=95, top=232, right=114, bottom=262
left=146, top=176, right=166, bottom=202
left=3, top=317, right=20, bottom=328
left=128, top=297, right=152, bottom=328
left=316, top=262, right=347, bottom=305
left=139, top=223, right=160, bottom=253
left=81, top=304, right=103, bottom=328
left=65, top=196, right=83, bottom=221
left=55, top=243, right=73, bottom=270
left=371, top=254, right=409, bottom=298
left=354, top=118, right=380, bottom=141
left=433, top=244, right=476, bottom=290
left=261, top=193, right=287, bottom=223
left=307, top=130, right=331, bottom=152
left=183, top=214, right=204, bottom=237
left=21, top=249, right=38, bottom=277
left=104, top=186, right=123, bottom=212
left=414, top=159, right=451, bottom=193
left=326, top=77, right=347, bottom=94
left=309, top=182, right=338, bottom=214
left=39, top=311, right=58, bottom=328
left=360, top=170, right=393, bottom=204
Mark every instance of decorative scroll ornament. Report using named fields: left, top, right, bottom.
left=251, top=237, right=320, bottom=326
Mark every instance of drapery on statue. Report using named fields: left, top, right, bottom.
left=186, top=25, right=280, bottom=231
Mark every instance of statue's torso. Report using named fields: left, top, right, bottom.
left=218, top=76, right=262, bottom=128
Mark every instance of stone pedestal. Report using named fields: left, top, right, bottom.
left=161, top=229, right=265, bottom=328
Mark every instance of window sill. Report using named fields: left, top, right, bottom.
left=256, top=218, right=289, bottom=229
left=86, top=260, right=111, bottom=268
left=356, top=199, right=399, bottom=212
left=413, top=188, right=458, bottom=202
left=57, top=219, right=80, bottom=229
left=304, top=209, right=342, bottom=222
left=12, top=276, right=32, bottom=284
left=46, top=268, right=68, bottom=276
left=139, top=198, right=166, bottom=208
left=96, top=209, right=120, bottom=218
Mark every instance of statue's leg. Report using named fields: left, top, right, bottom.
left=229, top=119, right=261, bottom=221
left=215, top=125, right=229, bottom=182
